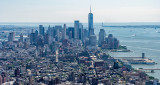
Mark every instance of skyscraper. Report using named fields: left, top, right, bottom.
left=79, top=23, right=83, bottom=40
left=62, top=24, right=66, bottom=40
left=68, top=27, right=74, bottom=39
left=47, top=25, right=54, bottom=39
left=8, top=32, right=15, bottom=42
left=89, top=35, right=97, bottom=46
left=19, top=33, right=23, bottom=42
left=39, top=25, right=45, bottom=36
left=98, top=29, right=106, bottom=46
left=56, top=28, right=60, bottom=41
left=30, top=33, right=36, bottom=45
left=88, top=6, right=94, bottom=36
left=74, top=20, right=79, bottom=39
left=44, top=33, right=50, bottom=44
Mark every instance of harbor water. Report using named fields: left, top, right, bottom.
left=94, top=23, right=160, bottom=80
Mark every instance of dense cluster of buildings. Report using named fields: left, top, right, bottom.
left=0, top=8, right=159, bottom=85
left=98, top=29, right=119, bottom=49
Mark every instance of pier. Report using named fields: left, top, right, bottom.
left=114, top=53, right=146, bottom=59
left=113, top=53, right=156, bottom=65
left=137, top=68, right=160, bottom=73
left=114, top=57, right=144, bottom=59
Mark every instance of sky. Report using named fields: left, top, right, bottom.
left=0, top=0, right=160, bottom=23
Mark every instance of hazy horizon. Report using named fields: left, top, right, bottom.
left=0, top=0, right=160, bottom=22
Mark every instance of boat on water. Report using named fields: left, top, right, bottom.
left=131, top=34, right=136, bottom=37
left=156, top=30, right=160, bottom=33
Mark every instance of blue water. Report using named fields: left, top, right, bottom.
left=0, top=22, right=160, bottom=79
left=94, top=24, right=160, bottom=79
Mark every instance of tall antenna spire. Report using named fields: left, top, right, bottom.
left=90, top=5, right=91, bottom=13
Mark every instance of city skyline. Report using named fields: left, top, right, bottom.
left=0, top=0, right=160, bottom=23
left=0, top=0, right=160, bottom=85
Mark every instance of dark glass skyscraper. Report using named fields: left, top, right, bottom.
left=88, top=7, right=94, bottom=36
left=39, top=25, right=45, bottom=36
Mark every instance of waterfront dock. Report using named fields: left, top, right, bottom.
left=137, top=68, right=160, bottom=73
left=114, top=53, right=156, bottom=65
